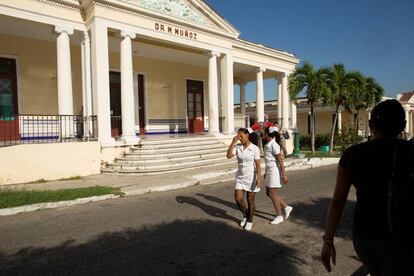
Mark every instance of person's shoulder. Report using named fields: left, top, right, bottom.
left=250, top=143, right=260, bottom=151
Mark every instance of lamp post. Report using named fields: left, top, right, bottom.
left=290, top=128, right=305, bottom=158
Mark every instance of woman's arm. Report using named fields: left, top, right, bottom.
left=276, top=154, right=288, bottom=184
left=226, top=135, right=239, bottom=159
left=321, top=165, right=352, bottom=272
left=255, top=159, right=261, bottom=187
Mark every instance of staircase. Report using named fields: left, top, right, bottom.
left=102, top=136, right=235, bottom=175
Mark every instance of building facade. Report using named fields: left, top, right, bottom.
left=0, top=0, right=299, bottom=184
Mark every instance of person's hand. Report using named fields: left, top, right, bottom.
left=321, top=242, right=336, bottom=272
left=232, top=135, right=240, bottom=145
left=281, top=174, right=288, bottom=184
left=256, top=178, right=261, bottom=188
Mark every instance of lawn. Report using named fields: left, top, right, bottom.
left=0, top=186, right=123, bottom=209
left=302, top=150, right=342, bottom=158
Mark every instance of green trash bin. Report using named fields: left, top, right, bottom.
left=320, top=145, right=330, bottom=152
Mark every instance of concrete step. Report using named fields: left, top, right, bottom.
left=130, top=143, right=227, bottom=154
left=137, top=139, right=222, bottom=150
left=125, top=147, right=227, bottom=159
left=116, top=152, right=226, bottom=165
left=107, top=156, right=230, bottom=171
left=140, top=136, right=214, bottom=145
left=102, top=158, right=235, bottom=176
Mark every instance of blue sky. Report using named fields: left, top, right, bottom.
left=205, top=0, right=414, bottom=103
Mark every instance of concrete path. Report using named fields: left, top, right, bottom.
left=0, top=165, right=363, bottom=275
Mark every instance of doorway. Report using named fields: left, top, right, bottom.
left=186, top=80, right=204, bottom=133
left=137, top=74, right=145, bottom=136
left=0, top=57, right=19, bottom=141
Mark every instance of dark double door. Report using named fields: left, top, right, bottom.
left=110, top=72, right=145, bottom=137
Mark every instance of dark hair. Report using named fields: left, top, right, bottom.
left=370, top=99, right=405, bottom=136
left=238, top=128, right=260, bottom=147
left=264, top=127, right=281, bottom=145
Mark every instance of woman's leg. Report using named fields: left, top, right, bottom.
left=266, top=187, right=283, bottom=216
left=234, top=189, right=247, bottom=217
left=246, top=192, right=256, bottom=222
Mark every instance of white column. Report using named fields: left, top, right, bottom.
left=90, top=18, right=114, bottom=144
left=120, top=30, right=139, bottom=144
left=282, top=73, right=290, bottom=128
left=55, top=26, right=74, bottom=116
left=240, top=82, right=246, bottom=115
left=256, top=67, right=265, bottom=122
left=81, top=31, right=93, bottom=138
left=404, top=105, right=410, bottom=134
left=277, top=77, right=282, bottom=124
left=365, top=110, right=371, bottom=137
left=338, top=110, right=342, bottom=134
left=291, top=102, right=297, bottom=130
left=208, top=51, right=220, bottom=135
left=220, top=53, right=235, bottom=134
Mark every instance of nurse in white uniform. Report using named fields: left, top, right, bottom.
left=226, top=128, right=261, bottom=231
left=263, top=126, right=293, bottom=225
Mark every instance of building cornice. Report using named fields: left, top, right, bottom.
left=39, top=0, right=80, bottom=10
left=87, top=0, right=239, bottom=40
left=233, top=39, right=300, bottom=65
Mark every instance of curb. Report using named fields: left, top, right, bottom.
left=0, top=194, right=120, bottom=216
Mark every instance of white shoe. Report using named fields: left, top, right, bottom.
left=240, top=217, right=247, bottom=227
left=244, top=222, right=253, bottom=231
left=284, top=206, right=293, bottom=220
left=270, top=216, right=284, bottom=225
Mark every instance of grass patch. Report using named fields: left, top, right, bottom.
left=303, top=151, right=342, bottom=158
left=30, top=179, right=48, bottom=184
left=0, top=186, right=123, bottom=209
left=58, top=176, right=82, bottom=181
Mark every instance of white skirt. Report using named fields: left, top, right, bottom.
left=234, top=168, right=261, bottom=193
left=265, top=166, right=282, bottom=188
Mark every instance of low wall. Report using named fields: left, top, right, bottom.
left=0, top=142, right=101, bottom=185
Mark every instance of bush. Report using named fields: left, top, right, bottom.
left=300, top=133, right=332, bottom=150
left=336, top=126, right=363, bottom=153
left=300, top=127, right=363, bottom=153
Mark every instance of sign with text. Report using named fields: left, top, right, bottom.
left=154, top=22, right=198, bottom=40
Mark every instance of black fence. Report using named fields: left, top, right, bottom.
left=0, top=115, right=97, bottom=147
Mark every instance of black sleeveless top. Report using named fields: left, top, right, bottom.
left=339, top=138, right=413, bottom=239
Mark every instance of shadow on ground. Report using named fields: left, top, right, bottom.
left=0, top=220, right=303, bottom=275
left=195, top=193, right=355, bottom=240
left=289, top=197, right=355, bottom=240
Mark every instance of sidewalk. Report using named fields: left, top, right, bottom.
left=7, top=157, right=340, bottom=196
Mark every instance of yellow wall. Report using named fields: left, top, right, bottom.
left=108, top=51, right=209, bottom=120
left=0, top=33, right=83, bottom=115
left=0, top=142, right=101, bottom=185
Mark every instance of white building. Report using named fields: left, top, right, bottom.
left=0, top=0, right=299, bottom=184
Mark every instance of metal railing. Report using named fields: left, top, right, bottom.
left=0, top=114, right=97, bottom=147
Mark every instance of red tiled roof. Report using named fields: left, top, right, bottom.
left=399, top=92, right=414, bottom=102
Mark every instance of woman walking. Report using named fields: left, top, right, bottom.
left=226, top=128, right=261, bottom=231
left=263, top=126, right=293, bottom=224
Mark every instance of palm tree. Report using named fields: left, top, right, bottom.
left=289, top=63, right=330, bottom=153
left=348, top=76, right=384, bottom=132
left=326, top=64, right=363, bottom=154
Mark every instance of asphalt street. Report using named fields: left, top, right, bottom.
left=0, top=165, right=363, bottom=275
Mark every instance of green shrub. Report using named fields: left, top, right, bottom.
left=300, top=133, right=333, bottom=150
left=336, top=126, right=363, bottom=153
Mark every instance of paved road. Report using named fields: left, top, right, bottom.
left=0, top=165, right=362, bottom=275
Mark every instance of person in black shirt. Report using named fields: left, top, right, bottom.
left=321, top=99, right=414, bottom=275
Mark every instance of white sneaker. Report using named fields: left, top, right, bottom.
left=270, top=216, right=284, bottom=225
left=284, top=206, right=293, bottom=220
left=240, top=217, right=247, bottom=227
left=244, top=222, right=253, bottom=231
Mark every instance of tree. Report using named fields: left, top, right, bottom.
left=347, top=76, right=384, bottom=132
left=326, top=64, right=363, bottom=154
left=289, top=63, right=330, bottom=153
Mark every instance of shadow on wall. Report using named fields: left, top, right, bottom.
left=0, top=220, right=303, bottom=275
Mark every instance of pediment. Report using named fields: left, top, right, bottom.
left=119, top=0, right=240, bottom=37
